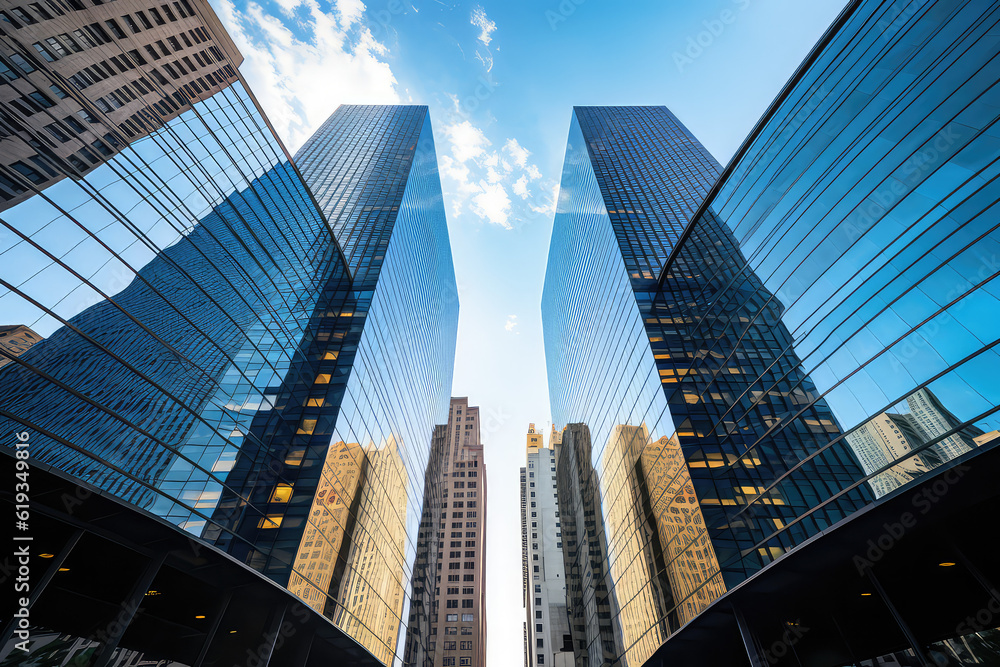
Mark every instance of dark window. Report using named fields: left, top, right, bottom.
left=10, top=7, right=37, bottom=23
left=161, top=3, right=176, bottom=20
left=10, top=161, right=46, bottom=184
left=0, top=10, right=23, bottom=27
left=135, top=10, right=152, bottom=28
left=105, top=19, right=126, bottom=38
left=122, top=14, right=140, bottom=33
left=148, top=6, right=164, bottom=24
left=44, top=123, right=70, bottom=142
left=28, top=2, right=53, bottom=19
left=59, top=33, right=83, bottom=52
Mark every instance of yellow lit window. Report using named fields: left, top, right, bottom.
left=285, top=449, right=305, bottom=466
left=297, top=419, right=317, bottom=435
left=258, top=515, right=283, bottom=529
left=270, top=484, right=293, bottom=503
left=306, top=398, right=324, bottom=407
left=322, top=351, right=339, bottom=360
left=315, top=374, right=331, bottom=384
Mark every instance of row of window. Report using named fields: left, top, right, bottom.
left=443, top=599, right=475, bottom=608
left=0, top=0, right=85, bottom=28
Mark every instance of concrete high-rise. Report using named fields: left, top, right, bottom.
left=417, top=397, right=487, bottom=667
left=521, top=424, right=571, bottom=667
left=0, top=4, right=458, bottom=662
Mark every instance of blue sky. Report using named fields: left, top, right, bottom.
left=208, top=0, right=848, bottom=663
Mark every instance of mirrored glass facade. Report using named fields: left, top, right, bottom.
left=542, top=1, right=1000, bottom=665
left=2, top=5, right=458, bottom=662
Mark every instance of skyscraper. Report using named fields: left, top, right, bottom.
left=420, top=397, right=488, bottom=667
left=521, top=423, right=571, bottom=667
left=0, top=4, right=458, bottom=663
left=542, top=1, right=1000, bottom=665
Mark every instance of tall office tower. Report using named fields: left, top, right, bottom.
left=0, top=4, right=459, bottom=662
left=542, top=2, right=1000, bottom=666
left=522, top=424, right=572, bottom=667
left=420, top=397, right=488, bottom=667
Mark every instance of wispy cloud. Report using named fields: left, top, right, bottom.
left=470, top=5, right=496, bottom=72
left=504, top=314, right=519, bottom=333
left=216, top=0, right=399, bottom=152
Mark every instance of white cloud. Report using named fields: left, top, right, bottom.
left=472, top=181, right=512, bottom=229
left=471, top=6, right=497, bottom=47
left=504, top=314, right=518, bottom=333
left=435, top=101, right=550, bottom=229
left=442, top=120, right=492, bottom=163
left=503, top=138, right=530, bottom=168
left=512, top=175, right=529, bottom=199
left=216, top=0, right=399, bottom=152
left=470, top=5, right=496, bottom=72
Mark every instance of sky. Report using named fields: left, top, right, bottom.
left=207, top=0, right=848, bottom=663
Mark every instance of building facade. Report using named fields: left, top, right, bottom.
left=521, top=424, right=572, bottom=667
left=415, top=397, right=487, bottom=667
left=0, top=2, right=459, bottom=662
left=542, top=1, right=1000, bottom=665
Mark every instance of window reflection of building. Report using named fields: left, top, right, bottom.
left=288, top=440, right=364, bottom=611
left=0, top=324, right=41, bottom=369
left=556, top=423, right=623, bottom=667
left=599, top=423, right=726, bottom=664
left=331, top=437, right=409, bottom=665
left=0, top=0, right=241, bottom=212
left=849, top=387, right=986, bottom=498
left=637, top=433, right=725, bottom=626
left=403, top=425, right=447, bottom=667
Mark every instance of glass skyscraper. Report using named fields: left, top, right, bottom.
left=0, top=1, right=457, bottom=663
left=542, top=1, right=1000, bottom=666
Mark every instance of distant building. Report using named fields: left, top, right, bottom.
left=522, top=423, right=572, bottom=667
left=423, top=397, right=488, bottom=667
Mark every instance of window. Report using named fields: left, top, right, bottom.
left=460, top=659, right=471, bottom=666
left=443, top=659, right=455, bottom=667
left=535, top=610, right=542, bottom=618
left=537, top=638, right=544, bottom=648
left=446, top=600, right=457, bottom=608
left=445, top=614, right=458, bottom=622
left=443, top=641, right=455, bottom=650
left=0, top=60, right=19, bottom=82
left=461, top=641, right=472, bottom=650
left=461, top=600, right=473, bottom=608
left=32, top=42, right=57, bottom=62
left=44, top=37, right=67, bottom=57
left=463, top=574, right=474, bottom=582
left=445, top=627, right=457, bottom=635
left=462, top=614, right=474, bottom=622
left=537, top=656, right=544, bottom=664
left=462, top=587, right=474, bottom=595
left=536, top=624, right=543, bottom=632
left=104, top=19, right=126, bottom=38
left=122, top=14, right=140, bottom=32
left=461, top=627, right=472, bottom=635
